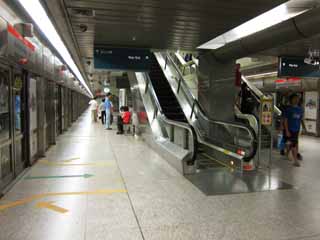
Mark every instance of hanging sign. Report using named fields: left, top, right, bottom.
left=94, top=47, right=151, bottom=71
left=261, top=97, right=273, bottom=126
left=278, top=56, right=320, bottom=78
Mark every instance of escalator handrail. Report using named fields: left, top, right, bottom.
left=173, top=52, right=281, bottom=117
left=163, top=52, right=257, bottom=160
left=144, top=73, right=197, bottom=160
left=165, top=52, right=257, bottom=135
left=241, top=76, right=282, bottom=116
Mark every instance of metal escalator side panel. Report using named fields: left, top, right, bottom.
left=130, top=71, right=197, bottom=163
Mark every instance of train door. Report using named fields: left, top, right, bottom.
left=29, top=76, right=38, bottom=164
left=54, top=85, right=62, bottom=136
left=45, top=80, right=55, bottom=147
left=54, top=85, right=58, bottom=137
left=0, top=66, right=14, bottom=189
left=69, top=90, right=74, bottom=126
left=61, top=87, right=65, bottom=132
left=12, top=70, right=29, bottom=176
left=72, top=91, right=77, bottom=122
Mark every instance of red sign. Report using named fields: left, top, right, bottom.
left=275, top=77, right=301, bottom=84
left=7, top=24, right=35, bottom=52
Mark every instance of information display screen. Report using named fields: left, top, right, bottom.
left=94, top=47, right=151, bottom=71
left=278, top=56, right=320, bottom=78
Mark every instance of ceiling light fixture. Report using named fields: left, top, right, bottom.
left=198, top=0, right=310, bottom=50
left=245, top=71, right=278, bottom=79
left=18, top=0, right=93, bottom=97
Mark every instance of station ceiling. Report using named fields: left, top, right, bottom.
left=62, top=0, right=286, bottom=57
left=43, top=0, right=288, bottom=91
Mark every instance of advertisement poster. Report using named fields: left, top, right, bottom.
left=305, top=120, right=317, bottom=134
left=261, top=98, right=273, bottom=126
left=304, top=91, right=318, bottom=120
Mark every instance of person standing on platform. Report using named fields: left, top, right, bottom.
left=117, top=106, right=131, bottom=135
left=104, top=93, right=112, bottom=130
left=284, top=94, right=305, bottom=167
left=89, top=97, right=98, bottom=122
left=109, top=100, right=114, bottom=126
left=99, top=98, right=106, bottom=125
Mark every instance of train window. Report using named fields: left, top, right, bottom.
left=0, top=72, right=10, bottom=141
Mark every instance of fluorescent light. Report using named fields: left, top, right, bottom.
left=246, top=71, right=278, bottom=79
left=198, top=0, right=310, bottom=50
left=18, top=0, right=93, bottom=97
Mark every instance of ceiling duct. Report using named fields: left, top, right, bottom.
left=213, top=7, right=320, bottom=61
left=69, top=8, right=95, bottom=18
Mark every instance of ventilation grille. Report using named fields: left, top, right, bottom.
left=69, top=8, right=95, bottom=17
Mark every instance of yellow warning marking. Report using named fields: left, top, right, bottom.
left=0, top=189, right=127, bottom=212
left=223, top=150, right=231, bottom=154
left=61, top=157, right=80, bottom=163
left=40, top=157, right=80, bottom=163
left=36, top=201, right=68, bottom=214
left=201, top=153, right=234, bottom=170
left=38, top=160, right=113, bottom=167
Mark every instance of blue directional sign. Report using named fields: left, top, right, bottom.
left=278, top=56, right=320, bottom=78
left=94, top=47, right=151, bottom=71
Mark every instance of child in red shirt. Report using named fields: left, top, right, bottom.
left=117, top=106, right=131, bottom=134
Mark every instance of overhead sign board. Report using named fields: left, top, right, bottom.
left=278, top=56, right=320, bottom=78
left=94, top=47, right=151, bottom=71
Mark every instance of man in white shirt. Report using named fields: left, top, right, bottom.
left=99, top=99, right=106, bottom=124
left=89, top=97, right=98, bottom=122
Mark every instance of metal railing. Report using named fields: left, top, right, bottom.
left=169, top=52, right=197, bottom=76
left=159, top=52, right=257, bottom=165
left=241, top=76, right=281, bottom=116
left=240, top=76, right=278, bottom=169
left=169, top=51, right=280, bottom=169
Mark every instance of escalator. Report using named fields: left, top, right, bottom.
left=146, top=53, right=258, bottom=171
left=165, top=51, right=282, bottom=167
left=149, top=56, right=187, bottom=123
left=149, top=56, right=223, bottom=169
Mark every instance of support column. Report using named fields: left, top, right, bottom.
left=198, top=51, right=237, bottom=122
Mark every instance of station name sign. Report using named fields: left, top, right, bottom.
left=278, top=56, right=320, bottom=78
left=94, top=47, right=151, bottom=71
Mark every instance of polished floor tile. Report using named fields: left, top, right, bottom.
left=1, top=110, right=320, bottom=240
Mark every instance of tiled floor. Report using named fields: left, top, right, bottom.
left=1, top=110, right=320, bottom=240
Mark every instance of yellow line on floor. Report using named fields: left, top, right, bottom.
left=36, top=201, right=69, bottom=214
left=0, top=189, right=127, bottom=212
left=61, top=157, right=80, bottom=163
left=200, top=153, right=234, bottom=170
left=38, top=160, right=113, bottom=167
left=40, top=157, right=80, bottom=163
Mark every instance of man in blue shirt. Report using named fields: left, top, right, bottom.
left=104, top=93, right=112, bottom=130
left=284, top=94, right=304, bottom=167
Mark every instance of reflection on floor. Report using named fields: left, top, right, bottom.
left=186, top=169, right=293, bottom=195
left=1, top=110, right=320, bottom=240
